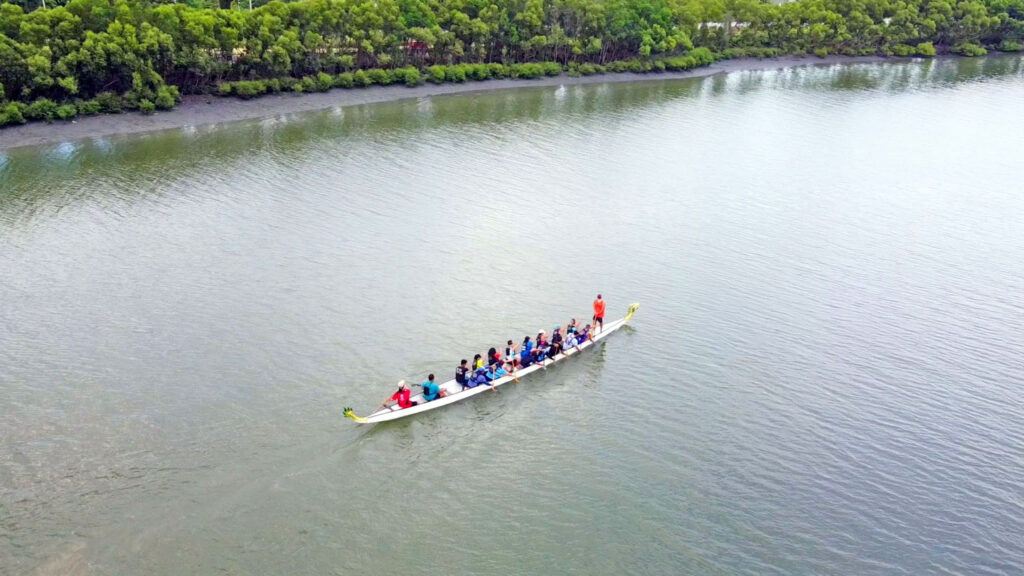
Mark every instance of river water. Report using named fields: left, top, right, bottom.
left=2, top=56, right=1023, bottom=575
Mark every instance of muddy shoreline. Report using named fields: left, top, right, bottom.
left=0, top=55, right=906, bottom=151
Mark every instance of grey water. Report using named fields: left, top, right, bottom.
left=2, top=55, right=1023, bottom=575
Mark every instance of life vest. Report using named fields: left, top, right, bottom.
left=423, top=382, right=437, bottom=399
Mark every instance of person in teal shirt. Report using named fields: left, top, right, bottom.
left=422, top=373, right=445, bottom=402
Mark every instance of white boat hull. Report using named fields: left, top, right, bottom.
left=345, top=304, right=638, bottom=424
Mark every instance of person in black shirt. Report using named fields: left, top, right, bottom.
left=455, top=359, right=470, bottom=390
left=550, top=326, right=564, bottom=356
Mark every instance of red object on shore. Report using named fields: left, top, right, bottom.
left=406, top=40, right=429, bottom=54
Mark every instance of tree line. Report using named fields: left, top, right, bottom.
left=1, top=0, right=1022, bottom=125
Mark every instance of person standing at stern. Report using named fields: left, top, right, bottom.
left=593, top=294, right=606, bottom=333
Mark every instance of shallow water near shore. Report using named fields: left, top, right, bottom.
left=2, top=55, right=1024, bottom=575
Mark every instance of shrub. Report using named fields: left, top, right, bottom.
left=891, top=44, right=915, bottom=56
left=56, top=104, right=78, bottom=120
left=466, top=63, right=490, bottom=80
left=953, top=42, right=987, bottom=56
left=487, top=63, right=506, bottom=79
left=621, top=59, right=648, bottom=72
left=662, top=56, right=697, bottom=71
left=139, top=99, right=156, bottom=114
left=520, top=62, right=551, bottom=77
left=510, top=62, right=544, bottom=78
left=542, top=61, right=563, bottom=76
left=77, top=99, right=101, bottom=115
left=814, top=47, right=829, bottom=58
left=155, top=86, right=176, bottom=109
left=367, top=68, right=392, bottom=85
left=401, top=67, right=421, bottom=86
left=334, top=72, right=354, bottom=88
left=427, top=65, right=446, bottom=83
left=57, top=76, right=79, bottom=96
left=0, top=81, right=5, bottom=102
left=606, top=59, right=644, bottom=73
left=265, top=78, right=282, bottom=93
left=96, top=92, right=123, bottom=113
left=999, top=39, right=1022, bottom=52
left=300, top=76, right=318, bottom=92
left=1, top=102, right=27, bottom=126
left=916, top=42, right=937, bottom=57
left=292, top=83, right=305, bottom=94
left=217, top=82, right=233, bottom=96
left=279, top=77, right=299, bottom=91
left=689, top=47, right=716, bottom=66
left=337, top=55, right=355, bottom=69
left=121, top=91, right=141, bottom=110
left=316, top=71, right=334, bottom=91
left=234, top=80, right=266, bottom=99
left=25, top=98, right=58, bottom=122
left=447, top=64, right=467, bottom=82
left=578, top=62, right=598, bottom=75
left=353, top=70, right=370, bottom=87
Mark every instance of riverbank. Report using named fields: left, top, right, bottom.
left=0, top=55, right=899, bottom=151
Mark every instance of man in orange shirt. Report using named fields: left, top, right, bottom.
left=593, top=294, right=606, bottom=333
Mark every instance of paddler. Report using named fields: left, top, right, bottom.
left=504, top=340, right=518, bottom=365
left=382, top=381, right=417, bottom=410
left=519, top=336, right=534, bottom=367
left=456, top=359, right=470, bottom=389
left=422, top=373, right=445, bottom=402
left=576, top=324, right=592, bottom=347
left=593, top=294, right=606, bottom=333
left=550, top=325, right=564, bottom=356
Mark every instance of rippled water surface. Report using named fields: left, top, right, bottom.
left=2, top=56, right=1023, bottom=575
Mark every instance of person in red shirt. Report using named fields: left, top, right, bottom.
left=593, top=294, right=606, bottom=333
left=382, top=381, right=418, bottom=410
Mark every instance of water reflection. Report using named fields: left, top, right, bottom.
left=0, top=55, right=1021, bottom=231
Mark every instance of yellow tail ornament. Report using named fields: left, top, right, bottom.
left=343, top=407, right=367, bottom=423
left=624, top=303, right=640, bottom=322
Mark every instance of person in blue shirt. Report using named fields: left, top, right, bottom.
left=519, top=336, right=534, bottom=367
left=421, top=373, right=445, bottom=402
